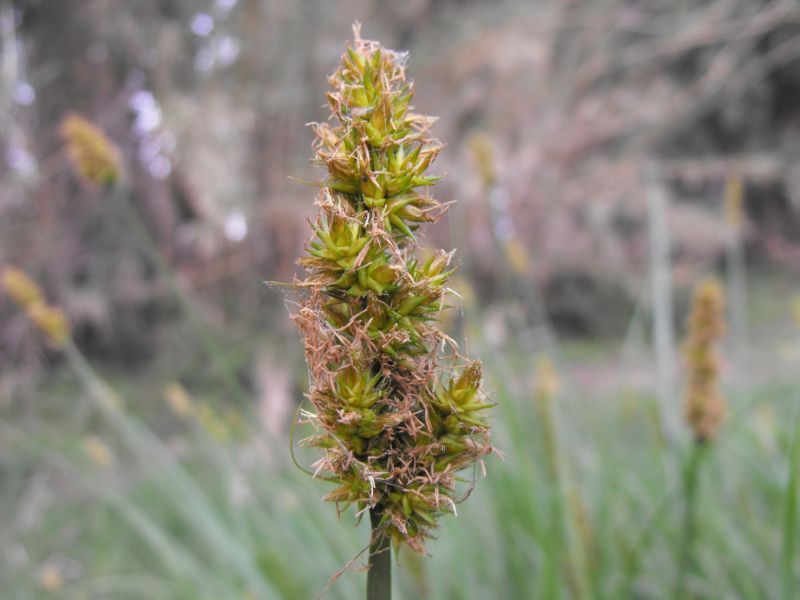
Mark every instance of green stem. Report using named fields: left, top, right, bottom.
left=367, top=509, right=391, bottom=600
left=675, top=442, right=706, bottom=599
left=781, top=403, right=800, bottom=600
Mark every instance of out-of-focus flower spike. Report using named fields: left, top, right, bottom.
left=26, top=302, right=70, bottom=347
left=683, top=278, right=726, bottom=443
left=59, top=112, right=122, bottom=187
left=2, top=266, right=43, bottom=308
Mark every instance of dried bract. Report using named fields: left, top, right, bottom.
left=2, top=266, right=43, bottom=308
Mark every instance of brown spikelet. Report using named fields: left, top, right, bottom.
left=683, top=278, right=726, bottom=443
left=289, top=26, right=493, bottom=553
left=59, top=112, right=122, bottom=186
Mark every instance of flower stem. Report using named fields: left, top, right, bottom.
left=675, top=441, right=706, bottom=599
left=367, top=508, right=391, bottom=600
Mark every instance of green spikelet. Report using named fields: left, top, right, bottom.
left=291, top=25, right=493, bottom=554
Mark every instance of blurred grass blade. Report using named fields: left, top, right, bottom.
left=62, top=341, right=279, bottom=598
left=0, top=420, right=225, bottom=595
left=781, top=402, right=800, bottom=600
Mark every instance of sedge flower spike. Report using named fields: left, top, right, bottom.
left=59, top=112, right=122, bottom=187
left=2, top=266, right=70, bottom=347
left=291, top=25, right=493, bottom=553
left=683, top=278, right=726, bottom=443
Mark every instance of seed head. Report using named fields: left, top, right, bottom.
left=724, top=173, right=744, bottom=231
left=683, top=278, right=726, bottom=443
left=59, top=112, right=122, bottom=187
left=2, top=266, right=43, bottom=308
left=291, top=25, right=492, bottom=552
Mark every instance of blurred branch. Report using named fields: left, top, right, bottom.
left=615, top=29, right=800, bottom=158
left=659, top=154, right=784, bottom=183
left=574, top=0, right=798, bottom=93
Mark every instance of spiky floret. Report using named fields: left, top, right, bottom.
left=683, top=279, right=726, bottom=443
left=292, top=26, right=492, bottom=553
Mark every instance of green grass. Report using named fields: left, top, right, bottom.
left=1, top=331, right=799, bottom=599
